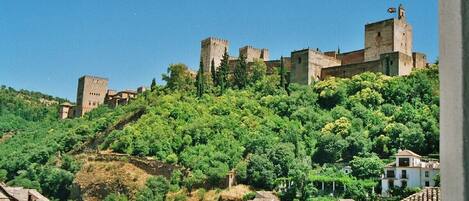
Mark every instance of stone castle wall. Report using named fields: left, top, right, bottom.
left=321, top=60, right=382, bottom=79
left=239, top=46, right=269, bottom=62
left=412, top=52, right=428, bottom=69
left=337, top=49, right=365, bottom=65
left=290, top=49, right=341, bottom=85
left=321, top=51, right=414, bottom=79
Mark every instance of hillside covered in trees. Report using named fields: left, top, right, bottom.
left=0, top=62, right=439, bottom=201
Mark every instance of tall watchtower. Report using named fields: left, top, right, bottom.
left=364, top=4, right=412, bottom=62
left=76, top=75, right=108, bottom=117
left=200, top=37, right=229, bottom=72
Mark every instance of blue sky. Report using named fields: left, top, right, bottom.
left=0, top=0, right=438, bottom=100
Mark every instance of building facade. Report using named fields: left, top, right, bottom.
left=58, top=102, right=75, bottom=119
left=104, top=90, right=138, bottom=108
left=381, top=150, right=440, bottom=196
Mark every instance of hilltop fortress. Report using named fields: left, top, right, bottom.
left=61, top=5, right=429, bottom=119
left=201, top=5, right=427, bottom=85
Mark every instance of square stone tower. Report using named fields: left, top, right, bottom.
left=364, top=5, right=412, bottom=62
left=76, top=75, right=108, bottom=117
left=239, top=46, right=269, bottom=62
left=201, top=37, right=229, bottom=72
left=290, top=49, right=342, bottom=85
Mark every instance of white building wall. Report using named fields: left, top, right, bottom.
left=395, top=168, right=421, bottom=187
left=419, top=168, right=439, bottom=187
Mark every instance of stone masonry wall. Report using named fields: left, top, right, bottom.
left=413, top=52, right=428, bottom=69
left=337, top=49, right=365, bottom=65
left=321, top=60, right=382, bottom=79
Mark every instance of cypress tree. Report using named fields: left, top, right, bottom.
left=196, top=58, right=205, bottom=98
left=219, top=48, right=229, bottom=94
left=151, top=78, right=157, bottom=91
left=234, top=54, right=248, bottom=89
left=285, top=72, right=291, bottom=95
left=210, top=58, right=217, bottom=86
left=279, top=56, right=285, bottom=88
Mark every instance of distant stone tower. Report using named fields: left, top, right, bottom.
left=364, top=4, right=412, bottom=62
left=239, top=46, right=269, bottom=62
left=76, top=75, right=108, bottom=117
left=201, top=37, right=229, bottom=72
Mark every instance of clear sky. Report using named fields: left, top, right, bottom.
left=0, top=0, right=438, bottom=101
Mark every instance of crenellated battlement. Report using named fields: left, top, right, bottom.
left=239, top=45, right=269, bottom=61
left=201, top=37, right=229, bottom=45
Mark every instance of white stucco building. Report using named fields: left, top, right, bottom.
left=381, top=150, right=439, bottom=196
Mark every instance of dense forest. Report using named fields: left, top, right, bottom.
left=0, top=60, right=439, bottom=201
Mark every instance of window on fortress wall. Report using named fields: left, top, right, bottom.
left=377, top=32, right=381, bottom=37
left=298, top=57, right=302, bottom=64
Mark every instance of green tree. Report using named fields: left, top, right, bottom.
left=372, top=135, right=392, bottom=158
left=196, top=58, right=205, bottom=98
left=210, top=58, right=218, bottom=86
left=218, top=48, right=230, bottom=94
left=313, top=133, right=347, bottom=164
left=136, top=176, right=170, bottom=201
left=162, top=63, right=195, bottom=91
left=313, top=77, right=347, bottom=109
left=279, top=56, right=286, bottom=88
left=234, top=54, right=248, bottom=89
left=399, top=123, right=426, bottom=152
left=183, top=170, right=206, bottom=193
left=250, top=60, right=267, bottom=85
left=268, top=143, right=295, bottom=177
left=247, top=154, right=276, bottom=189
left=151, top=78, right=157, bottom=91
left=104, top=193, right=129, bottom=201
left=349, top=154, right=385, bottom=179
left=0, top=169, right=6, bottom=182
